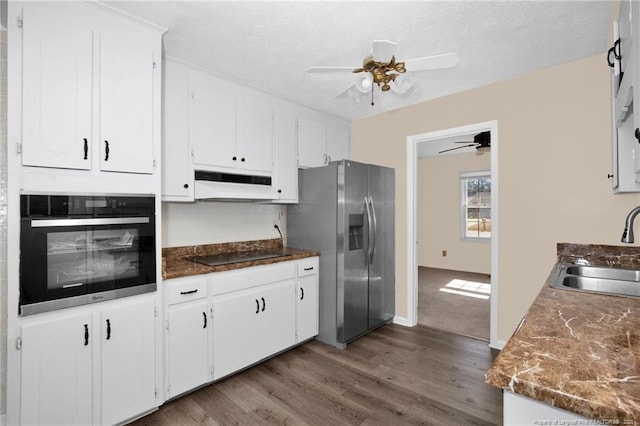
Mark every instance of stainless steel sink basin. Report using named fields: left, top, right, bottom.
left=564, top=265, right=640, bottom=282
left=550, top=264, right=640, bottom=297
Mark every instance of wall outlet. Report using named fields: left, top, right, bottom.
left=442, top=250, right=447, bottom=257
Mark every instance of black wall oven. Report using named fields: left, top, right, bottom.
left=20, top=194, right=156, bottom=316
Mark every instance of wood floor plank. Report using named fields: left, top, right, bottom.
left=130, top=324, right=503, bottom=426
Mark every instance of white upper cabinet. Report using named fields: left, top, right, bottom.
left=99, top=33, right=155, bottom=174
left=162, top=60, right=194, bottom=200
left=19, top=2, right=161, bottom=178
left=610, top=0, right=640, bottom=192
left=298, top=117, right=350, bottom=168
left=21, top=6, right=93, bottom=171
left=162, top=58, right=349, bottom=201
left=298, top=117, right=327, bottom=168
left=237, top=93, right=275, bottom=173
left=633, top=0, right=640, bottom=175
left=326, top=126, right=351, bottom=165
left=272, top=111, right=299, bottom=203
left=191, top=70, right=238, bottom=170
left=190, top=70, right=274, bottom=175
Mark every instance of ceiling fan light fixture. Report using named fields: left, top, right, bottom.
left=356, top=73, right=373, bottom=93
left=476, top=146, right=490, bottom=155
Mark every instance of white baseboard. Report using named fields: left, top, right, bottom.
left=490, top=339, right=506, bottom=350
left=1, top=412, right=6, bottom=426
left=392, top=315, right=414, bottom=327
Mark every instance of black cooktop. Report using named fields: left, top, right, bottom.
left=187, top=249, right=289, bottom=267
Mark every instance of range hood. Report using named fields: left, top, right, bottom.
left=194, top=170, right=278, bottom=200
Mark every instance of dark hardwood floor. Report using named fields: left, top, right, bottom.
left=132, top=324, right=503, bottom=425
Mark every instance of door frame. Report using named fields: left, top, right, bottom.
left=406, top=120, right=500, bottom=348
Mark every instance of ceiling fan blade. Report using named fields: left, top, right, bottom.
left=405, top=53, right=459, bottom=72
left=372, top=40, right=397, bottom=62
left=306, top=67, right=355, bottom=73
left=438, top=143, right=476, bottom=154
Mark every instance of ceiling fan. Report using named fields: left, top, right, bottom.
left=438, top=131, right=491, bottom=155
left=307, top=40, right=459, bottom=105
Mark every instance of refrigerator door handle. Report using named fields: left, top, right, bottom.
left=369, top=196, right=378, bottom=264
left=364, top=196, right=373, bottom=265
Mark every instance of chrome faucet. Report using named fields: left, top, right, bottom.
left=621, top=205, right=640, bottom=243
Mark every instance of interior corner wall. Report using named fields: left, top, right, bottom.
left=351, top=54, right=640, bottom=342
left=418, top=153, right=491, bottom=274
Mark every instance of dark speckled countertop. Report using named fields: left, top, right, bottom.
left=486, top=243, right=640, bottom=424
left=162, top=238, right=319, bottom=280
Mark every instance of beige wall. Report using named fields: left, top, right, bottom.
left=418, top=153, right=491, bottom=274
left=351, top=54, right=640, bottom=342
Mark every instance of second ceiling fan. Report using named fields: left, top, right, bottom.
left=307, top=40, right=459, bottom=105
left=438, top=131, right=491, bottom=155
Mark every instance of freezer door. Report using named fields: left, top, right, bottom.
left=339, top=161, right=371, bottom=343
left=367, top=165, right=395, bottom=328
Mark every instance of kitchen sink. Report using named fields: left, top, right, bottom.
left=550, top=264, right=640, bottom=297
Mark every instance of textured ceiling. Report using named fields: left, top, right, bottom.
left=107, top=1, right=613, bottom=121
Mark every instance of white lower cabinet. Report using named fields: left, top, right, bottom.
left=164, top=257, right=319, bottom=397
left=21, top=311, right=93, bottom=426
left=297, top=258, right=319, bottom=343
left=19, top=296, right=157, bottom=426
left=165, top=275, right=211, bottom=399
left=100, top=299, right=156, bottom=425
left=504, top=391, right=590, bottom=425
left=211, top=264, right=297, bottom=380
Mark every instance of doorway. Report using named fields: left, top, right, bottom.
left=406, top=121, right=499, bottom=348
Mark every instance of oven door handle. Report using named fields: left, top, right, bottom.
left=31, top=217, right=150, bottom=227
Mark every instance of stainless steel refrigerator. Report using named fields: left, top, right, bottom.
left=287, top=160, right=394, bottom=349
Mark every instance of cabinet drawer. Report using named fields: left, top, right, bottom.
left=298, top=257, right=319, bottom=277
left=210, top=261, right=296, bottom=296
left=167, top=276, right=207, bottom=305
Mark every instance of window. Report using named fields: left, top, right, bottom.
left=460, top=171, right=491, bottom=240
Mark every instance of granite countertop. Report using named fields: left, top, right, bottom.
left=162, top=238, right=319, bottom=280
left=486, top=243, right=640, bottom=423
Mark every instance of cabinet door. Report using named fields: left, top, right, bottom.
left=22, top=5, right=93, bottom=170
left=191, top=72, right=237, bottom=170
left=21, top=312, right=93, bottom=426
left=99, top=32, right=155, bottom=174
left=273, top=111, right=299, bottom=202
left=212, top=289, right=262, bottom=380
left=167, top=300, right=211, bottom=398
left=298, top=117, right=327, bottom=168
left=101, top=298, right=156, bottom=425
left=297, top=274, right=319, bottom=342
left=237, top=94, right=274, bottom=173
left=162, top=61, right=194, bottom=200
left=633, top=0, right=640, bottom=175
left=326, top=126, right=350, bottom=163
left=259, top=280, right=296, bottom=357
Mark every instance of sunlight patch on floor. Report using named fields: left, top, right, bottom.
left=439, top=279, right=490, bottom=300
